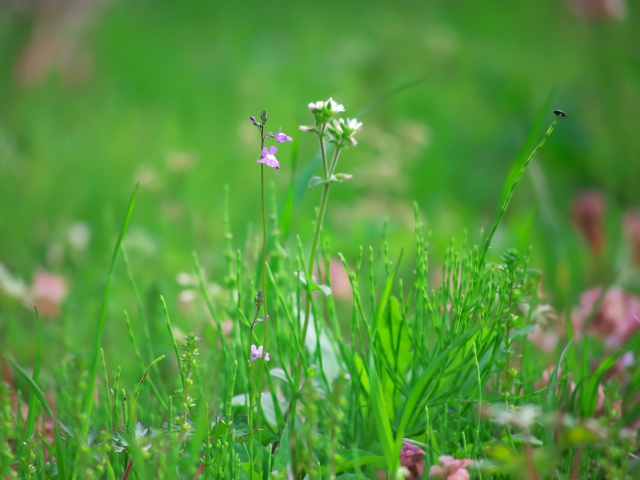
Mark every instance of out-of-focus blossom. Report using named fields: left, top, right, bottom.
left=27, top=270, right=68, bottom=317
left=571, top=191, right=606, bottom=253
left=526, top=304, right=560, bottom=353
left=623, top=211, right=640, bottom=267
left=601, top=350, right=635, bottom=383
left=68, top=222, right=91, bottom=250
left=178, top=289, right=196, bottom=314
left=313, top=258, right=352, bottom=301
left=428, top=455, right=473, bottom=480
left=571, top=286, right=640, bottom=350
left=0, top=263, right=28, bottom=301
left=483, top=404, right=542, bottom=431
left=399, top=440, right=425, bottom=480
left=571, top=0, right=626, bottom=20
left=166, top=151, right=195, bottom=174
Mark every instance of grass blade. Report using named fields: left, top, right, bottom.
left=74, top=183, right=138, bottom=479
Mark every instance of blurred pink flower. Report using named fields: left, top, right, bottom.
left=571, top=190, right=606, bottom=254
left=571, top=286, right=640, bottom=350
left=313, top=258, right=352, bottom=301
left=27, top=270, right=68, bottom=317
left=571, top=0, right=626, bottom=20
left=623, top=211, right=640, bottom=267
left=399, top=440, right=425, bottom=479
left=527, top=304, right=560, bottom=353
left=428, top=455, right=473, bottom=480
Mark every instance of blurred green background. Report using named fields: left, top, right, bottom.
left=1, top=0, right=639, bottom=365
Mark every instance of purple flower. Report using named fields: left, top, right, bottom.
left=251, top=344, right=270, bottom=361
left=257, top=146, right=280, bottom=169
left=400, top=440, right=425, bottom=479
left=269, top=128, right=293, bottom=143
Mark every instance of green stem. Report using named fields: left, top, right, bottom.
left=479, top=115, right=563, bottom=265
left=318, top=124, right=328, bottom=177
left=260, top=161, right=269, bottom=354
left=301, top=181, right=331, bottom=342
left=301, top=145, right=341, bottom=344
left=279, top=138, right=341, bottom=438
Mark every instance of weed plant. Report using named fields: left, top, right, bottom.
left=1, top=100, right=639, bottom=480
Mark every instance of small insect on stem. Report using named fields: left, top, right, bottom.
left=554, top=109, right=567, bottom=117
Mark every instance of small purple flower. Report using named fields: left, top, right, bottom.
left=269, top=128, right=293, bottom=143
left=257, top=146, right=280, bottom=169
left=251, top=344, right=270, bottom=361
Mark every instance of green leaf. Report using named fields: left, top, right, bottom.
left=313, top=283, right=332, bottom=296
left=294, top=271, right=332, bottom=296
left=369, top=356, right=399, bottom=474
left=269, top=368, right=291, bottom=384
left=335, top=449, right=386, bottom=473
left=581, top=351, right=619, bottom=417
left=77, top=183, right=138, bottom=480
left=544, top=339, right=572, bottom=413
left=272, top=425, right=292, bottom=476
left=308, top=176, right=325, bottom=188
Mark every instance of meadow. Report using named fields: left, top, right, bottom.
left=1, top=1, right=640, bottom=478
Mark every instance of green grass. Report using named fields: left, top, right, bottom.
left=2, top=102, right=639, bottom=478
left=1, top=1, right=640, bottom=478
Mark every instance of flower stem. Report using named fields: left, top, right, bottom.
left=301, top=181, right=331, bottom=343
left=318, top=124, right=328, bottom=177
left=301, top=144, right=340, bottom=344
left=280, top=137, right=340, bottom=437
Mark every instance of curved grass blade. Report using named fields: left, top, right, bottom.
left=75, top=183, right=138, bottom=479
left=134, top=355, right=166, bottom=400
left=479, top=102, right=564, bottom=265
left=4, top=355, right=67, bottom=478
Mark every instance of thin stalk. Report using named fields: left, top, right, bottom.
left=283, top=132, right=341, bottom=433
left=479, top=114, right=564, bottom=265
left=301, top=181, right=331, bottom=342
left=318, top=124, right=328, bottom=177
left=327, top=146, right=342, bottom=178
left=259, top=160, right=269, bottom=359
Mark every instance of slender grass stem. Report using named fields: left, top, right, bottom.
left=479, top=114, right=564, bottom=265
left=301, top=182, right=331, bottom=342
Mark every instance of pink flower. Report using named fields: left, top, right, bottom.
left=26, top=270, right=68, bottom=317
left=571, top=190, right=606, bottom=253
left=399, top=441, right=425, bottom=479
left=250, top=344, right=270, bottom=362
left=428, top=455, right=473, bottom=480
left=269, top=128, right=293, bottom=143
left=623, top=211, right=640, bottom=267
left=571, top=286, right=640, bottom=350
left=257, top=146, right=280, bottom=169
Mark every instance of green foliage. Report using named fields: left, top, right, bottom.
left=1, top=7, right=640, bottom=474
